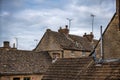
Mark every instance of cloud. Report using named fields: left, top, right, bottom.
left=13, top=8, right=72, bottom=30
left=0, top=11, right=10, bottom=17
left=0, top=0, right=115, bottom=50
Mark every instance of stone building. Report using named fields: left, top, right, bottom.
left=0, top=41, right=52, bottom=80
left=90, top=0, right=120, bottom=61
left=41, top=0, right=120, bottom=80
left=34, top=25, right=98, bottom=59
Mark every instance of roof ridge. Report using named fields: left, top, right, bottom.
left=47, top=30, right=84, bottom=38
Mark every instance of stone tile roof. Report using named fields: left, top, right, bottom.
left=35, top=30, right=97, bottom=51
left=77, top=61, right=120, bottom=80
left=42, top=57, right=120, bottom=80
left=0, top=49, right=52, bottom=75
left=42, top=57, right=94, bottom=80
left=69, top=34, right=96, bottom=51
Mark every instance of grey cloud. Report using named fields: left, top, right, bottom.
left=0, top=0, right=115, bottom=50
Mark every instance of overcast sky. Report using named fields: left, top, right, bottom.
left=0, top=0, right=116, bottom=50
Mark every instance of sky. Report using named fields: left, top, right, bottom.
left=0, top=0, right=116, bottom=50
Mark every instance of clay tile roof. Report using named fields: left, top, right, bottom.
left=0, top=49, right=52, bottom=75
left=42, top=57, right=120, bottom=80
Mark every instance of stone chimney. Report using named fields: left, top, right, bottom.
left=3, top=41, right=10, bottom=48
left=12, top=43, right=17, bottom=50
left=83, top=32, right=94, bottom=42
left=116, top=0, right=119, bottom=14
left=13, top=43, right=15, bottom=48
left=46, top=29, right=51, bottom=32
left=58, top=25, right=69, bottom=35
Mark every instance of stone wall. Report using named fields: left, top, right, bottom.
left=0, top=75, right=43, bottom=80
left=95, top=13, right=120, bottom=59
left=63, top=50, right=90, bottom=58
left=48, top=50, right=90, bottom=59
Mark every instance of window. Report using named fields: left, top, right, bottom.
left=13, top=78, right=20, bottom=80
left=24, top=77, right=30, bottom=80
left=71, top=51, right=75, bottom=57
left=82, top=51, right=86, bottom=56
left=52, top=53, right=60, bottom=59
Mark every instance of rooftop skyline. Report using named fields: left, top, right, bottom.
left=0, top=0, right=116, bottom=50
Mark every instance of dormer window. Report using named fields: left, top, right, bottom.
left=52, top=53, right=60, bottom=59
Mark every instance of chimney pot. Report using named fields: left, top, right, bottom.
left=83, top=32, right=94, bottom=42
left=46, top=29, right=51, bottom=32
left=65, top=25, right=68, bottom=29
left=58, top=25, right=69, bottom=35
left=60, top=27, right=62, bottom=29
left=13, top=43, right=15, bottom=48
left=3, top=41, right=10, bottom=48
left=90, top=32, right=93, bottom=35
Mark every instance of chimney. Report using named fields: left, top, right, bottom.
left=3, top=41, right=10, bottom=48
left=83, top=32, right=94, bottom=42
left=46, top=29, right=51, bottom=32
left=58, top=25, right=69, bottom=35
left=116, top=0, right=119, bottom=14
left=12, top=43, right=17, bottom=50
left=116, top=0, right=120, bottom=31
left=65, top=25, right=68, bottom=29
left=13, top=43, right=15, bottom=48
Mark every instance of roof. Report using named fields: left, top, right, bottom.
left=35, top=30, right=98, bottom=51
left=77, top=61, right=120, bottom=80
left=0, top=49, right=52, bottom=76
left=42, top=57, right=94, bottom=80
left=50, top=31, right=92, bottom=51
left=42, top=57, right=120, bottom=80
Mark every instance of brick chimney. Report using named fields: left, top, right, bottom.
left=58, top=25, right=69, bottom=35
left=3, top=41, right=10, bottom=48
left=83, top=32, right=94, bottom=42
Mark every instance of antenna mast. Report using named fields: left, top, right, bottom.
left=91, top=14, right=95, bottom=34
left=100, top=26, right=103, bottom=60
left=34, top=39, right=38, bottom=46
left=66, top=18, right=73, bottom=30
left=15, top=37, right=18, bottom=48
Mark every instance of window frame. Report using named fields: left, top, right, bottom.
left=13, top=77, right=20, bottom=80
left=23, top=77, right=31, bottom=80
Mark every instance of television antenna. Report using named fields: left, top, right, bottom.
left=91, top=14, right=95, bottom=34
left=66, top=18, right=73, bottom=30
